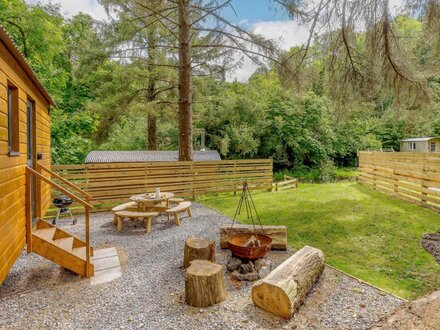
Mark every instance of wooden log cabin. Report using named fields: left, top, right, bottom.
left=0, top=26, right=93, bottom=284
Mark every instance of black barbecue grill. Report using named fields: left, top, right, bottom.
left=52, top=195, right=76, bottom=225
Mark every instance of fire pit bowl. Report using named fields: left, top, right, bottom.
left=227, top=233, right=272, bottom=260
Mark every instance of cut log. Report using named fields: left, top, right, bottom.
left=220, top=225, right=287, bottom=250
left=251, top=246, right=325, bottom=319
left=185, top=260, right=227, bottom=307
left=183, top=237, right=216, bottom=268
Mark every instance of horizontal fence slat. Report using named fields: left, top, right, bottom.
left=50, top=160, right=273, bottom=213
left=358, top=151, right=440, bottom=212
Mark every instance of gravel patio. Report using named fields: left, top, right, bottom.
left=0, top=203, right=403, bottom=329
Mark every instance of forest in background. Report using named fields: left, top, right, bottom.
left=1, top=0, right=440, bottom=178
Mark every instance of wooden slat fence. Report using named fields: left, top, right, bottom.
left=51, top=159, right=273, bottom=211
left=358, top=151, right=440, bottom=212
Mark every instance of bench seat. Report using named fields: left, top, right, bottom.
left=112, top=201, right=138, bottom=212
left=114, top=211, right=158, bottom=234
left=168, top=197, right=185, bottom=204
left=112, top=201, right=138, bottom=225
left=165, top=201, right=192, bottom=226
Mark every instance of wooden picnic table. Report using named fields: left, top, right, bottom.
left=130, top=192, right=175, bottom=211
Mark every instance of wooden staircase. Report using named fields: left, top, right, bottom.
left=31, top=219, right=94, bottom=276
left=26, top=164, right=94, bottom=278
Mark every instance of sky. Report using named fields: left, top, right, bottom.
left=25, top=0, right=402, bottom=82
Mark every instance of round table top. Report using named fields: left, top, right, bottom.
left=130, top=192, right=175, bottom=203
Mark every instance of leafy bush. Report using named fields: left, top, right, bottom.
left=318, top=159, right=336, bottom=183
left=274, top=165, right=358, bottom=183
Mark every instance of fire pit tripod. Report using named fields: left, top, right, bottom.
left=227, top=182, right=272, bottom=260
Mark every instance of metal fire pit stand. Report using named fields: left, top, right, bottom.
left=231, top=181, right=264, bottom=232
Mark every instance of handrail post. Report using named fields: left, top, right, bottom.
left=36, top=175, right=42, bottom=219
left=85, top=203, right=91, bottom=278
left=25, top=167, right=32, bottom=253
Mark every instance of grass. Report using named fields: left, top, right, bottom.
left=199, top=182, right=440, bottom=299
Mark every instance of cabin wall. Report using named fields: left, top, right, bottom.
left=0, top=40, right=51, bottom=284
left=432, top=138, right=440, bottom=153
left=400, top=140, right=440, bottom=153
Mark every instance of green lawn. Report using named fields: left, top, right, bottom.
left=199, top=182, right=440, bottom=299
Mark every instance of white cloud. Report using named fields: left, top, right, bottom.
left=26, top=0, right=109, bottom=21
left=226, top=20, right=309, bottom=82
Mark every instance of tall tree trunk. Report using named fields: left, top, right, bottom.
left=177, top=0, right=193, bottom=161
left=147, top=27, right=158, bottom=150
left=147, top=114, right=157, bottom=150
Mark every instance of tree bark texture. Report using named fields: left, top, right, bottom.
left=251, top=246, right=325, bottom=319
left=147, top=27, right=158, bottom=150
left=185, top=260, right=227, bottom=307
left=177, top=0, right=193, bottom=161
left=183, top=237, right=216, bottom=268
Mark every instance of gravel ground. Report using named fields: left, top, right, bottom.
left=0, top=203, right=403, bottom=329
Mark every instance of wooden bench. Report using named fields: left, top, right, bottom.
left=114, top=211, right=158, bottom=234
left=168, top=197, right=185, bottom=204
left=112, top=201, right=138, bottom=225
left=166, top=201, right=192, bottom=226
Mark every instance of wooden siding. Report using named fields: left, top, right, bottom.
left=400, top=138, right=440, bottom=152
left=358, top=151, right=440, bottom=212
left=52, top=160, right=273, bottom=211
left=0, top=40, right=51, bottom=284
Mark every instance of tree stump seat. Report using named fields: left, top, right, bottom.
left=185, top=260, right=227, bottom=307
left=183, top=237, right=215, bottom=268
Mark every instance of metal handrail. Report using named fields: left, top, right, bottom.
left=26, top=166, right=93, bottom=277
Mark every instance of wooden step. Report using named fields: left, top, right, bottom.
left=33, top=228, right=56, bottom=241
left=72, top=246, right=87, bottom=260
left=53, top=237, right=74, bottom=251
left=31, top=219, right=94, bottom=277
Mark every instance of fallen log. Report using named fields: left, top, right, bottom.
left=183, top=237, right=216, bottom=268
left=185, top=260, right=227, bottom=307
left=251, top=246, right=325, bottom=319
left=220, top=225, right=287, bottom=250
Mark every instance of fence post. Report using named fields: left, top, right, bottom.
left=233, top=161, right=237, bottom=196
left=421, top=163, right=428, bottom=206
left=191, top=162, right=195, bottom=201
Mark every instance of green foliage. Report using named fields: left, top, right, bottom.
left=318, top=158, right=336, bottom=183
left=2, top=1, right=440, bottom=168
left=274, top=166, right=358, bottom=183
left=200, top=182, right=440, bottom=299
left=50, top=109, right=98, bottom=164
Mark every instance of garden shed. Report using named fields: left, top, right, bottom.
left=400, top=137, right=440, bottom=153
left=84, top=150, right=221, bottom=163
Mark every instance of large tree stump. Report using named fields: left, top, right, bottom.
left=183, top=237, right=216, bottom=268
left=185, top=260, right=227, bottom=307
left=220, top=225, right=287, bottom=250
left=251, top=246, right=325, bottom=319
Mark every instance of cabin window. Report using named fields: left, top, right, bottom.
left=7, top=85, right=20, bottom=155
left=409, top=142, right=416, bottom=151
left=431, top=142, right=436, bottom=153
